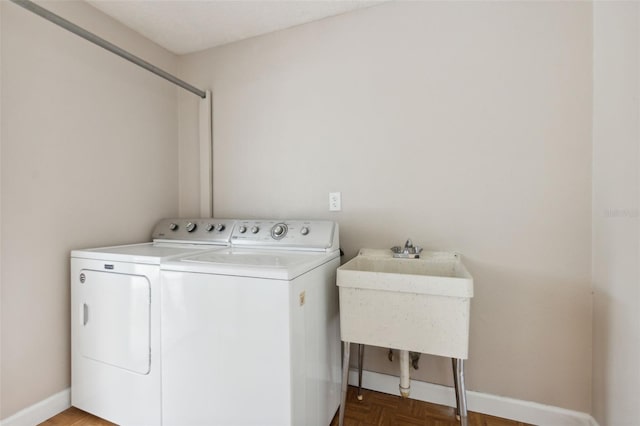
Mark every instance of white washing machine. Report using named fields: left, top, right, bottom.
left=71, top=218, right=235, bottom=426
left=161, top=220, right=341, bottom=426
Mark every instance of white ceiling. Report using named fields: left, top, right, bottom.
left=87, top=0, right=385, bottom=55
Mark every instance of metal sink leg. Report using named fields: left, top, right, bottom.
left=339, top=341, right=350, bottom=426
left=452, top=358, right=468, bottom=426
left=357, top=344, right=364, bottom=401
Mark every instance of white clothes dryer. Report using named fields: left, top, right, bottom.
left=71, top=218, right=235, bottom=426
left=160, top=220, right=341, bottom=426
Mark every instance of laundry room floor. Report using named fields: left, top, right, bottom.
left=40, top=386, right=531, bottom=426
left=330, top=386, right=532, bottom=425
left=39, top=406, right=114, bottom=426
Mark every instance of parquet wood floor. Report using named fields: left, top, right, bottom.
left=40, top=386, right=532, bottom=426
left=330, top=386, right=532, bottom=426
left=39, top=406, right=114, bottom=426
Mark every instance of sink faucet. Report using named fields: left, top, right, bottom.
left=390, top=239, right=423, bottom=258
left=404, top=239, right=414, bottom=251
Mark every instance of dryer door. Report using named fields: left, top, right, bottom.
left=79, top=270, right=151, bottom=374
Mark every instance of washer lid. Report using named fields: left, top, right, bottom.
left=162, top=248, right=339, bottom=280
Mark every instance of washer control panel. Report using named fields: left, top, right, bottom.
left=231, top=220, right=337, bottom=250
left=152, top=218, right=236, bottom=244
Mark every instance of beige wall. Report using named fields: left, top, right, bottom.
left=0, top=0, right=606, bottom=420
left=592, top=2, right=640, bottom=425
left=178, top=1, right=593, bottom=412
left=0, top=1, right=179, bottom=419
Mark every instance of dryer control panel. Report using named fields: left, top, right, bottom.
left=152, top=218, right=236, bottom=244
left=230, top=220, right=338, bottom=252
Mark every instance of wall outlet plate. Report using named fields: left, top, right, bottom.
left=329, top=192, right=341, bottom=211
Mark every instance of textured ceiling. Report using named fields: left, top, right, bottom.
left=87, top=0, right=385, bottom=55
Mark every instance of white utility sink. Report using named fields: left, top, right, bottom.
left=337, top=248, right=473, bottom=358
left=336, top=247, right=474, bottom=426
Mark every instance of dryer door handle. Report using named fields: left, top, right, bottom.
left=83, top=303, right=89, bottom=326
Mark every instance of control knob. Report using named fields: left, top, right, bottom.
left=300, top=226, right=310, bottom=236
left=186, top=222, right=197, bottom=233
left=216, top=224, right=226, bottom=232
left=251, top=226, right=260, bottom=234
left=205, top=223, right=215, bottom=232
left=238, top=225, right=247, bottom=234
left=271, top=223, right=288, bottom=240
left=169, top=223, right=179, bottom=231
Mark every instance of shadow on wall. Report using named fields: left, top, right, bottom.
left=591, top=288, right=611, bottom=422
left=463, top=258, right=592, bottom=409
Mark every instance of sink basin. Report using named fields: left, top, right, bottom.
left=338, top=249, right=473, bottom=298
left=337, top=249, right=474, bottom=358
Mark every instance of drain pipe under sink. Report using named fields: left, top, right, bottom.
left=399, top=350, right=410, bottom=397
left=390, top=239, right=423, bottom=399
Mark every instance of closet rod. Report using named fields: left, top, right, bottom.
left=10, top=0, right=206, bottom=99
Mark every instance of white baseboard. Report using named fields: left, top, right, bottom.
left=348, top=369, right=599, bottom=426
left=0, top=388, right=70, bottom=426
